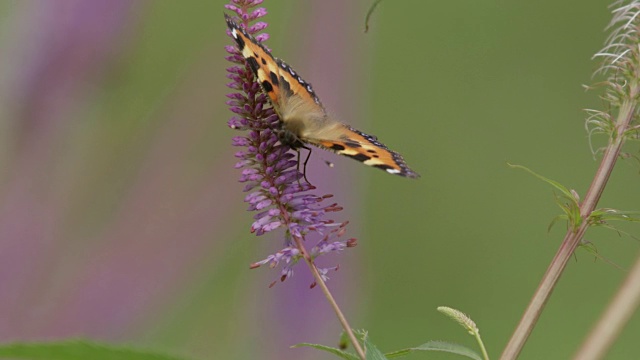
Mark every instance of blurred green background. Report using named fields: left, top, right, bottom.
left=0, top=1, right=638, bottom=359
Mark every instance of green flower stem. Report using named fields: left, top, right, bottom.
left=573, top=252, right=640, bottom=359
left=500, top=87, right=639, bottom=359
left=474, top=331, right=490, bottom=360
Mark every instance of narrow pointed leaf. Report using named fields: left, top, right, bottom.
left=292, top=343, right=359, bottom=360
left=508, top=164, right=576, bottom=201
left=385, top=341, right=482, bottom=360
left=363, top=338, right=388, bottom=360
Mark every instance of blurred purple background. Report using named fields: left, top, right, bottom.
left=0, top=1, right=365, bottom=358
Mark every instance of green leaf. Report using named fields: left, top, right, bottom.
left=509, top=163, right=582, bottom=231
left=579, top=241, right=625, bottom=270
left=547, top=214, right=568, bottom=232
left=363, top=338, right=388, bottom=360
left=508, top=164, right=575, bottom=200
left=385, top=341, right=482, bottom=360
left=292, top=343, right=359, bottom=360
left=0, top=340, right=188, bottom=360
left=589, top=208, right=640, bottom=224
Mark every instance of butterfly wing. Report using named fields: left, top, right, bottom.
left=225, top=14, right=419, bottom=178
left=225, top=14, right=323, bottom=117
left=304, top=122, right=420, bottom=178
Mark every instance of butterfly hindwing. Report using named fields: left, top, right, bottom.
left=306, top=124, right=420, bottom=178
left=225, top=14, right=420, bottom=178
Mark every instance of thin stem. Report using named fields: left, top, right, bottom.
left=500, top=89, right=638, bottom=359
left=292, top=234, right=366, bottom=360
left=474, top=332, right=490, bottom=360
left=573, top=251, right=640, bottom=359
left=275, top=197, right=365, bottom=360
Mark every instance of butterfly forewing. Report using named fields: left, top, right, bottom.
left=225, top=14, right=420, bottom=178
left=226, top=15, right=285, bottom=114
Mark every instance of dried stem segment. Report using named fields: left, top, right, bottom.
left=501, top=1, right=640, bottom=358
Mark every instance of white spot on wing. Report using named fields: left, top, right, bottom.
left=231, top=28, right=238, bottom=39
left=386, top=169, right=401, bottom=174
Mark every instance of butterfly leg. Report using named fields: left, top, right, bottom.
left=277, top=129, right=313, bottom=186
left=302, top=145, right=313, bottom=184
left=295, top=145, right=313, bottom=186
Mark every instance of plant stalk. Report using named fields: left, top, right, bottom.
left=475, top=332, right=490, bottom=360
left=573, top=251, right=640, bottom=359
left=292, top=235, right=366, bottom=360
left=500, top=91, right=638, bottom=359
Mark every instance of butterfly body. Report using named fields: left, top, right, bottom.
left=225, top=14, right=419, bottom=178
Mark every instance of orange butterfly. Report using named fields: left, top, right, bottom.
left=225, top=14, right=419, bottom=178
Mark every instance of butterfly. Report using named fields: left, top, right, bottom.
left=225, top=14, right=419, bottom=178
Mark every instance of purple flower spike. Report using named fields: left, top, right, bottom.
left=224, top=1, right=354, bottom=284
